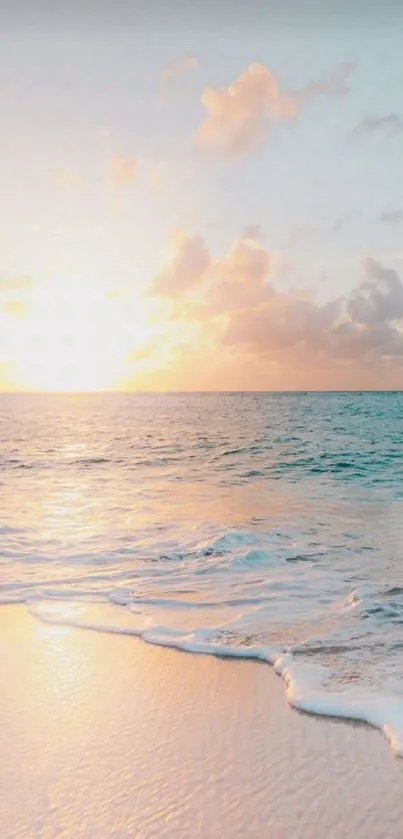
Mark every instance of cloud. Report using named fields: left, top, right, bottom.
left=195, top=63, right=297, bottom=157
left=195, top=61, right=354, bottom=157
left=149, top=233, right=210, bottom=297
left=149, top=236, right=276, bottom=321
left=215, top=237, right=272, bottom=285
left=352, top=114, right=403, bottom=138
left=221, top=256, right=403, bottom=368
left=379, top=209, right=403, bottom=224
left=221, top=292, right=342, bottom=359
left=108, top=156, right=140, bottom=188
left=347, top=258, right=403, bottom=325
left=160, top=55, right=199, bottom=87
left=149, top=233, right=403, bottom=374
left=201, top=239, right=274, bottom=318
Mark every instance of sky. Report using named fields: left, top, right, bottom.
left=1, top=0, right=403, bottom=391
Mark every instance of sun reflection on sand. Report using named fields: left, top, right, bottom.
left=35, top=620, right=86, bottom=698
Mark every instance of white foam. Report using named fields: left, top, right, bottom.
left=275, top=654, right=403, bottom=756
left=24, top=598, right=403, bottom=757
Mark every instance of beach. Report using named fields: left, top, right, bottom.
left=1, top=605, right=402, bottom=839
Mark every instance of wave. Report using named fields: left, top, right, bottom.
left=13, top=595, right=403, bottom=758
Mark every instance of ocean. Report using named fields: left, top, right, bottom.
left=1, top=391, right=403, bottom=752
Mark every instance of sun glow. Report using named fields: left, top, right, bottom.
left=6, top=280, right=156, bottom=392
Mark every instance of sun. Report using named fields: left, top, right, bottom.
left=9, top=280, right=154, bottom=392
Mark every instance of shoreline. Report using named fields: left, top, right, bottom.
left=1, top=605, right=403, bottom=838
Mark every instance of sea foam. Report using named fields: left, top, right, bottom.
left=24, top=596, right=403, bottom=757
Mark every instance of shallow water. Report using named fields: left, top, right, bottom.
left=1, top=392, right=403, bottom=752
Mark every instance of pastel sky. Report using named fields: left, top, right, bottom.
left=1, top=0, right=403, bottom=391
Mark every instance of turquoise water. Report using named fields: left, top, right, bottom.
left=1, top=392, right=403, bottom=750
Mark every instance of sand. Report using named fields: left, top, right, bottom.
left=1, top=606, right=403, bottom=839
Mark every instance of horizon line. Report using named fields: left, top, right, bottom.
left=1, top=389, right=403, bottom=396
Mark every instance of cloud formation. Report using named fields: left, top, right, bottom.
left=221, top=256, right=403, bottom=368
left=195, top=63, right=297, bottom=157
left=347, top=258, right=403, bottom=325
left=149, top=233, right=210, bottom=297
left=149, top=234, right=403, bottom=375
left=195, top=61, right=354, bottom=157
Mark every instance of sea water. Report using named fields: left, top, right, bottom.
left=1, top=392, right=403, bottom=753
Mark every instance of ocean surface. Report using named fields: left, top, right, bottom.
left=1, top=391, right=403, bottom=752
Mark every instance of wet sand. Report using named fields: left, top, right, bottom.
left=1, top=605, right=402, bottom=838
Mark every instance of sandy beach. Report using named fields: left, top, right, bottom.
left=0, top=606, right=402, bottom=839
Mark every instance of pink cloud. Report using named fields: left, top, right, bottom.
left=207, top=239, right=274, bottom=314
left=195, top=61, right=354, bottom=157
left=195, top=63, right=297, bottom=157
left=220, top=257, right=403, bottom=369
left=149, top=233, right=210, bottom=297
left=149, top=232, right=403, bottom=375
